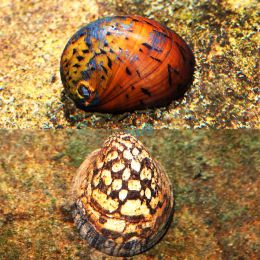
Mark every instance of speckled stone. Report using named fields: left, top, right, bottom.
left=0, top=0, right=258, bottom=129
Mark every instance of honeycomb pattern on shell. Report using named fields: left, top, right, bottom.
left=71, top=132, right=174, bottom=256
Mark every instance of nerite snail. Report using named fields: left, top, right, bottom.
left=71, top=132, right=174, bottom=256
left=60, top=15, right=195, bottom=113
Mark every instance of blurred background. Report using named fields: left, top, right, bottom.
left=0, top=130, right=259, bottom=259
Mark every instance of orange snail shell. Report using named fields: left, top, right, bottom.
left=60, top=15, right=195, bottom=113
left=71, top=132, right=174, bottom=256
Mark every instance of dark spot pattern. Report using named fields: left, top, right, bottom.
left=101, top=65, right=108, bottom=75
left=142, top=43, right=153, bottom=50
left=126, top=67, right=132, bottom=75
left=77, top=55, right=84, bottom=61
left=141, top=88, right=152, bottom=97
left=150, top=56, right=162, bottom=62
left=107, top=56, right=112, bottom=69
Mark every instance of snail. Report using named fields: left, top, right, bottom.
left=60, top=15, right=195, bottom=113
left=70, top=132, right=174, bottom=257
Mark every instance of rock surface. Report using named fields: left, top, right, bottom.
left=0, top=0, right=258, bottom=129
left=0, top=130, right=259, bottom=259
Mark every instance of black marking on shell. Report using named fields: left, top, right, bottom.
left=82, top=49, right=89, bottom=53
left=150, top=207, right=157, bottom=215
left=107, top=56, right=112, bottom=69
left=141, top=88, right=152, bottom=97
left=109, top=190, right=119, bottom=199
left=73, top=63, right=80, bottom=68
left=142, top=43, right=162, bottom=53
left=142, top=157, right=152, bottom=168
left=131, top=18, right=140, bottom=23
left=77, top=55, right=84, bottom=61
left=126, top=190, right=140, bottom=200
left=96, top=180, right=109, bottom=193
left=93, top=167, right=99, bottom=175
left=126, top=67, right=132, bottom=75
left=142, top=43, right=153, bottom=50
left=141, top=179, right=152, bottom=189
left=73, top=48, right=77, bottom=54
left=119, top=181, right=128, bottom=192
left=150, top=56, right=162, bottom=63
left=123, top=214, right=145, bottom=222
left=86, top=42, right=92, bottom=49
left=136, top=70, right=141, bottom=78
left=157, top=201, right=163, bottom=208
left=101, top=65, right=108, bottom=75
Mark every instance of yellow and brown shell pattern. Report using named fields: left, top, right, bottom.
left=71, top=132, right=174, bottom=256
left=60, top=15, right=195, bottom=113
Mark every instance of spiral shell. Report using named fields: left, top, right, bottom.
left=71, top=132, right=174, bottom=256
left=60, top=15, right=195, bottom=113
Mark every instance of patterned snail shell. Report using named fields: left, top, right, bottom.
left=71, top=132, right=174, bottom=257
left=60, top=15, right=195, bottom=113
